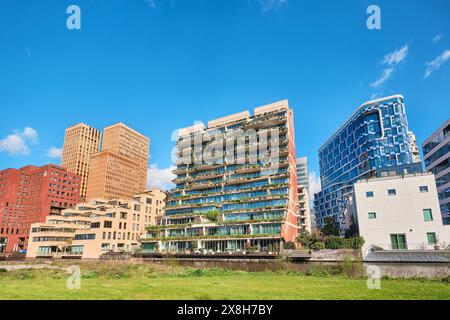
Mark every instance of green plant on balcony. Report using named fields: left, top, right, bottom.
left=205, top=210, right=220, bottom=222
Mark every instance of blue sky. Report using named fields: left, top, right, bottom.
left=0, top=0, right=449, bottom=192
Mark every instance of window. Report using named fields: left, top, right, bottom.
left=90, top=222, right=100, bottom=229
left=366, top=191, right=374, bottom=198
left=368, top=212, right=377, bottom=219
left=71, top=245, right=84, bottom=254
left=388, top=189, right=396, bottom=196
left=390, top=234, right=407, bottom=250
left=74, top=234, right=95, bottom=241
left=104, top=221, right=112, bottom=228
left=419, top=186, right=429, bottom=193
left=423, top=209, right=433, bottom=221
left=427, top=232, right=437, bottom=245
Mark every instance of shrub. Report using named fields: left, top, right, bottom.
left=305, top=264, right=330, bottom=277
left=324, top=236, right=365, bottom=250
left=11, top=270, right=35, bottom=280
left=338, top=257, right=365, bottom=278
left=311, top=242, right=325, bottom=250
left=178, top=268, right=236, bottom=278
left=205, top=210, right=219, bottom=222
left=0, top=268, right=7, bottom=273
left=325, top=236, right=344, bottom=249
left=347, top=237, right=365, bottom=250
left=284, top=241, right=296, bottom=250
left=297, top=229, right=325, bottom=249
left=82, top=271, right=98, bottom=279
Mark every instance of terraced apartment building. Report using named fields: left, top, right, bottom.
left=26, top=189, right=165, bottom=259
left=141, top=100, right=299, bottom=253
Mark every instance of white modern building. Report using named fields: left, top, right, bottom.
left=296, top=157, right=312, bottom=232
left=351, top=172, right=450, bottom=255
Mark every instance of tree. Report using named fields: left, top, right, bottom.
left=322, top=216, right=340, bottom=237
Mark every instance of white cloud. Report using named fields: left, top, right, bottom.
left=382, top=45, right=409, bottom=66
left=433, top=34, right=443, bottom=44
left=256, top=0, right=288, bottom=12
left=46, top=147, right=63, bottom=159
left=308, top=171, right=321, bottom=197
left=370, top=89, right=385, bottom=100
left=0, top=127, right=38, bottom=156
left=424, top=50, right=450, bottom=78
left=370, top=45, right=408, bottom=89
left=370, top=67, right=394, bottom=88
left=144, top=0, right=156, bottom=9
left=147, top=164, right=176, bottom=190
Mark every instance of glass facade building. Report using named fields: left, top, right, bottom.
left=314, top=95, right=422, bottom=232
left=422, top=118, right=450, bottom=224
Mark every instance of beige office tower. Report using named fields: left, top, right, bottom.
left=408, top=131, right=422, bottom=163
left=61, top=123, right=101, bottom=200
left=86, top=123, right=150, bottom=201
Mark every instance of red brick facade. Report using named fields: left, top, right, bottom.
left=281, top=109, right=299, bottom=242
left=0, top=164, right=81, bottom=253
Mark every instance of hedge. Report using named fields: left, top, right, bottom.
left=325, top=236, right=364, bottom=250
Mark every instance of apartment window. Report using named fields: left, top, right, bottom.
left=390, top=234, right=407, bottom=250
left=74, top=234, right=95, bottom=241
left=368, top=212, right=377, bottom=220
left=419, top=186, right=429, bottom=193
left=104, top=221, right=112, bottom=228
left=427, top=232, right=437, bottom=245
left=423, top=209, right=433, bottom=222
left=366, top=191, right=374, bottom=198
left=90, top=222, right=100, bottom=229
left=388, top=189, right=397, bottom=196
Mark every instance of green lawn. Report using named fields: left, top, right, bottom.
left=0, top=262, right=449, bottom=300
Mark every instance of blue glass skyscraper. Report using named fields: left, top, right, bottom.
left=314, top=95, right=422, bottom=233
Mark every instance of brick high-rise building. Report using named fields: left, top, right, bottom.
left=86, top=123, right=150, bottom=201
left=61, top=123, right=101, bottom=201
left=0, top=165, right=81, bottom=253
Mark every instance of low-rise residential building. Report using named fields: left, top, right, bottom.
left=26, top=189, right=165, bottom=259
left=351, top=173, right=450, bottom=255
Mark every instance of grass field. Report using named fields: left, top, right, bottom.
left=0, top=261, right=449, bottom=300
